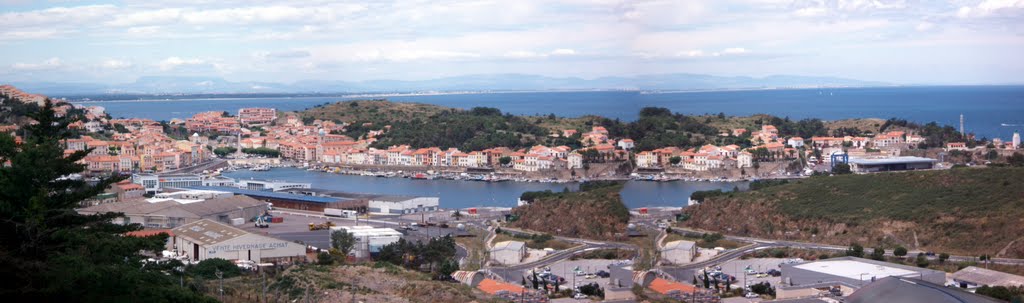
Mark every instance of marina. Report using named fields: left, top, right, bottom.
left=221, top=167, right=749, bottom=210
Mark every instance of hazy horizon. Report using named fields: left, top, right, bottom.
left=2, top=1, right=1023, bottom=85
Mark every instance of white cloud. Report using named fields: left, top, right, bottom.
left=11, top=57, right=63, bottom=71
left=956, top=0, right=1024, bottom=18
left=100, top=59, right=133, bottom=69
left=793, top=7, right=827, bottom=17
left=255, top=50, right=311, bottom=59
left=551, top=48, right=577, bottom=56
left=158, top=57, right=206, bottom=71
left=915, top=22, right=935, bottom=31
left=504, top=50, right=543, bottom=59
left=722, top=47, right=749, bottom=54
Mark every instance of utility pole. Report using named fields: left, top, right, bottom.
left=216, top=270, right=224, bottom=302
left=960, top=114, right=965, bottom=137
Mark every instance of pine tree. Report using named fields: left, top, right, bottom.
left=0, top=101, right=215, bottom=301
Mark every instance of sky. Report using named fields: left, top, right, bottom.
left=0, top=0, right=1022, bottom=85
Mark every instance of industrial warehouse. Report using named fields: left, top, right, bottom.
left=846, top=156, right=937, bottom=173
left=170, top=219, right=306, bottom=263
left=77, top=195, right=269, bottom=228
left=777, top=256, right=947, bottom=299
left=329, top=225, right=402, bottom=258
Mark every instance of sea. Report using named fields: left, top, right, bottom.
left=223, top=167, right=749, bottom=210
left=75, top=85, right=1024, bottom=140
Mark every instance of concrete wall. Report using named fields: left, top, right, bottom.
left=491, top=247, right=525, bottom=265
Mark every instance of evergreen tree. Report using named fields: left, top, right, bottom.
left=0, top=101, right=215, bottom=301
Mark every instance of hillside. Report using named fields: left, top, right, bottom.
left=214, top=262, right=500, bottom=303
left=510, top=182, right=630, bottom=241
left=299, top=99, right=451, bottom=126
left=682, top=167, right=1024, bottom=258
left=297, top=100, right=958, bottom=152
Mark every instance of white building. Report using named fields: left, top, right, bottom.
left=660, top=240, right=697, bottom=265
left=567, top=152, right=583, bottom=170
left=737, top=151, right=753, bottom=168
left=367, top=196, right=439, bottom=215
left=170, top=219, right=306, bottom=263
left=236, top=179, right=311, bottom=192
left=787, top=137, right=805, bottom=148
left=330, top=226, right=403, bottom=258
left=490, top=240, right=527, bottom=265
left=617, top=139, right=635, bottom=150
left=1014, top=131, right=1021, bottom=149
left=132, top=173, right=204, bottom=193
left=153, top=189, right=233, bottom=201
left=636, top=151, right=658, bottom=168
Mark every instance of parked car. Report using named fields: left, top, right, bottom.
left=767, top=269, right=781, bottom=277
left=595, top=270, right=610, bottom=278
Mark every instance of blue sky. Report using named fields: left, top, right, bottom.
left=1, top=0, right=1022, bottom=84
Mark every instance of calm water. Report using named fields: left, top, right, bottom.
left=76, top=86, right=1024, bottom=140
left=223, top=168, right=748, bottom=209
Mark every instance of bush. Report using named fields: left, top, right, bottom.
left=213, top=147, right=237, bottom=157
left=749, top=282, right=775, bottom=296
left=317, top=251, right=336, bottom=265
left=893, top=246, right=907, bottom=257
left=188, top=258, right=241, bottom=279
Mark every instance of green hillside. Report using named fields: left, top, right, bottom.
left=682, top=167, right=1024, bottom=258
left=510, top=181, right=630, bottom=241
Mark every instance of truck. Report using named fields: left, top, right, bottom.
left=324, top=208, right=357, bottom=218
left=308, top=221, right=336, bottom=231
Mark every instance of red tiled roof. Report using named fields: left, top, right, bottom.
left=125, top=229, right=173, bottom=238
left=477, top=279, right=526, bottom=295
left=648, top=278, right=698, bottom=295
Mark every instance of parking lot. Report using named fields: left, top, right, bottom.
left=544, top=259, right=623, bottom=290
left=716, top=258, right=790, bottom=289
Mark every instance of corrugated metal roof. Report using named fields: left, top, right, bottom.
left=848, top=156, right=937, bottom=165
left=172, top=219, right=248, bottom=245
left=950, top=266, right=1024, bottom=287
left=186, top=186, right=347, bottom=203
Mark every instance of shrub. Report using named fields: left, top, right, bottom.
left=188, top=258, right=241, bottom=279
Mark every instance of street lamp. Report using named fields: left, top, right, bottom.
left=216, top=269, right=224, bottom=301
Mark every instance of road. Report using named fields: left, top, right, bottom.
left=162, top=158, right=228, bottom=174
left=485, top=227, right=639, bottom=282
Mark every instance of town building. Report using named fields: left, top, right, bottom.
left=237, top=107, right=277, bottom=126
left=367, top=196, right=439, bottom=215
left=660, top=240, right=697, bottom=265
left=131, top=173, right=204, bottom=193
left=787, top=137, right=805, bottom=148
left=329, top=226, right=403, bottom=258
left=1014, top=131, right=1021, bottom=149
left=567, top=152, right=583, bottom=169
left=946, top=142, right=968, bottom=151
left=617, top=139, right=635, bottom=150
left=170, top=219, right=305, bottom=263
left=737, top=151, right=753, bottom=168
left=490, top=240, right=526, bottom=265
left=777, top=257, right=946, bottom=299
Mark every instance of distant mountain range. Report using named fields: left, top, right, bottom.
left=9, top=73, right=890, bottom=96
